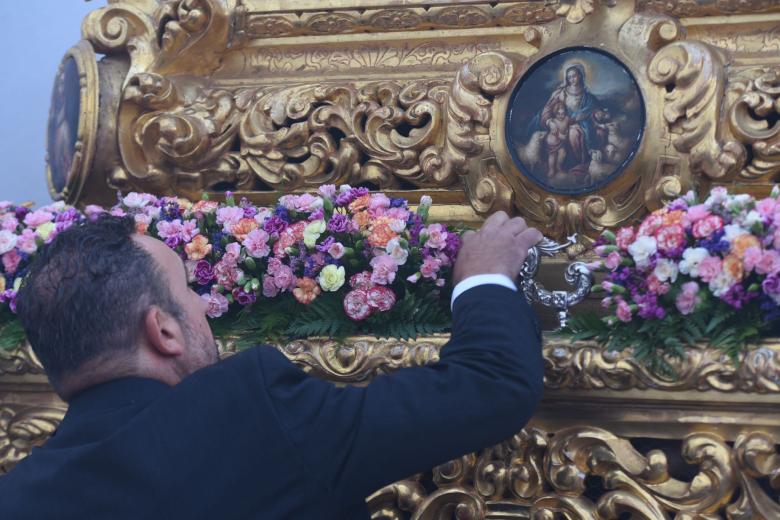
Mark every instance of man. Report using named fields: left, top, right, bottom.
left=0, top=210, right=544, bottom=519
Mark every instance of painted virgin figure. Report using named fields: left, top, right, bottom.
left=527, top=64, right=600, bottom=184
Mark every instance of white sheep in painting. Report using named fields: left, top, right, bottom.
left=516, top=131, right=547, bottom=173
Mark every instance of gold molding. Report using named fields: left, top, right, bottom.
left=45, top=40, right=99, bottom=204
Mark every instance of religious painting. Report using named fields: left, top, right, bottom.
left=47, top=56, right=81, bottom=195
left=505, top=48, right=645, bottom=196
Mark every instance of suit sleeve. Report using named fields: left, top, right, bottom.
left=257, top=284, right=544, bottom=506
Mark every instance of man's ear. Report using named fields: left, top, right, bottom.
left=142, top=306, right=185, bottom=357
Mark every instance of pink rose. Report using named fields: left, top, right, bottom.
left=273, top=265, right=295, bottom=291
left=201, top=291, right=229, bottom=318
left=370, top=254, right=398, bottom=285
left=2, top=250, right=21, bottom=274
left=23, top=210, right=54, bottom=228
left=243, top=229, right=270, bottom=258
left=616, top=300, right=633, bottom=322
left=17, top=229, right=37, bottom=254
left=262, top=274, right=279, bottom=298
left=615, top=227, right=636, bottom=250
left=756, top=250, right=780, bottom=276
left=424, top=224, right=448, bottom=250
left=697, top=256, right=722, bottom=283
left=604, top=251, right=622, bottom=271
left=692, top=215, right=724, bottom=239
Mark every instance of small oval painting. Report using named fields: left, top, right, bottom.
left=506, top=47, right=645, bottom=196
left=47, top=56, right=81, bottom=195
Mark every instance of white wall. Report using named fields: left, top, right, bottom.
left=0, top=0, right=106, bottom=205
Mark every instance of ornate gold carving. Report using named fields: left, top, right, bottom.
left=556, top=0, right=617, bottom=24
left=80, top=1, right=157, bottom=72
left=0, top=404, right=66, bottom=473
left=727, top=67, right=780, bottom=181
left=116, top=51, right=515, bottom=196
left=368, top=427, right=780, bottom=518
left=45, top=41, right=100, bottom=205
left=0, top=344, right=43, bottom=377
left=638, top=0, right=780, bottom=17
left=649, top=40, right=747, bottom=181
left=237, top=2, right=557, bottom=40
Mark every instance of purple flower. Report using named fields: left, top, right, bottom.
left=444, top=233, right=461, bottom=260
left=327, top=214, right=350, bottom=233
left=14, top=207, right=29, bottom=220
left=408, top=214, right=424, bottom=245
left=242, top=205, right=258, bottom=219
left=273, top=205, right=290, bottom=222
left=762, top=275, right=780, bottom=296
left=55, top=208, right=79, bottom=224
left=194, top=260, right=215, bottom=285
left=164, top=236, right=182, bottom=249
left=316, top=236, right=335, bottom=253
left=263, top=215, right=288, bottom=237
left=334, top=192, right=353, bottom=207
left=309, top=208, right=325, bottom=221
left=722, top=284, right=756, bottom=309
left=389, top=197, right=407, bottom=208
left=160, top=199, right=182, bottom=221
left=232, top=288, right=257, bottom=306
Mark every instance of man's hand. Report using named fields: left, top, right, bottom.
left=453, top=212, right=543, bottom=286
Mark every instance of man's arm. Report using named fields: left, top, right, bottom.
left=258, top=212, right=545, bottom=505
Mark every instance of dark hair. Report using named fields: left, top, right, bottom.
left=16, top=216, right=182, bottom=384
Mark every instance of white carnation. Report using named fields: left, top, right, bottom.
left=679, top=247, right=708, bottom=277
left=627, top=235, right=657, bottom=268
left=653, top=259, right=679, bottom=283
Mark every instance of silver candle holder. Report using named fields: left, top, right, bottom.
left=519, top=235, right=594, bottom=329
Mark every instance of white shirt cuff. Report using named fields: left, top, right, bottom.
left=451, top=274, right=517, bottom=309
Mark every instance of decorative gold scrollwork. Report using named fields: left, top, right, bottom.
left=727, top=67, right=780, bottom=181
left=648, top=40, right=747, bottom=180
left=0, top=405, right=66, bottom=473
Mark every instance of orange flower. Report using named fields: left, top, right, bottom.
left=191, top=200, right=219, bottom=214
left=662, top=210, right=685, bottom=226
left=185, top=234, right=212, bottom=261
left=731, top=234, right=760, bottom=259
left=368, top=221, right=397, bottom=248
left=723, top=254, right=744, bottom=282
left=353, top=211, right=371, bottom=230
left=135, top=221, right=149, bottom=235
left=231, top=218, right=258, bottom=241
left=349, top=194, right=371, bottom=213
left=293, top=277, right=321, bottom=305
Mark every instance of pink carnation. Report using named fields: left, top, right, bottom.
left=675, top=282, right=700, bottom=315
left=684, top=204, right=711, bottom=225
left=328, top=242, right=345, bottom=259
left=273, top=265, right=295, bottom=291
left=420, top=256, right=442, bottom=279
left=17, top=229, right=37, bottom=254
left=156, top=219, right=182, bottom=240
left=368, top=194, right=391, bottom=215
left=647, top=275, right=670, bottom=295
left=1, top=215, right=18, bottom=232
left=616, top=300, right=633, bottom=322
left=604, top=251, right=622, bottom=271
left=424, top=224, right=448, bottom=250
left=615, top=227, right=636, bottom=250
left=23, top=210, right=54, bottom=228
left=344, top=289, right=372, bottom=321
left=318, top=185, right=337, bottom=199
left=692, top=215, right=724, bottom=239
left=756, top=250, right=780, bottom=276
left=214, top=260, right=243, bottom=290
left=697, top=256, right=722, bottom=283
left=370, top=254, right=398, bottom=285
left=243, top=229, right=270, bottom=258
left=202, top=292, right=229, bottom=318
left=656, top=224, right=686, bottom=252
left=216, top=206, right=245, bottom=232
left=2, top=250, right=21, bottom=274
left=757, top=197, right=777, bottom=218
left=350, top=271, right=373, bottom=290
left=262, top=274, right=279, bottom=298
left=267, top=258, right=283, bottom=277
left=637, top=214, right=663, bottom=237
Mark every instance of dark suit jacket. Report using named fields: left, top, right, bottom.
left=0, top=284, right=543, bottom=519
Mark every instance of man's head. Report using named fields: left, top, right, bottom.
left=16, top=216, right=218, bottom=399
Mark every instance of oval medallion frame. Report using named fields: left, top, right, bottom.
left=46, top=40, right=99, bottom=204
left=478, top=6, right=691, bottom=248
left=504, top=46, right=646, bottom=197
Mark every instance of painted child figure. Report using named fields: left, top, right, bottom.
left=545, top=101, right=572, bottom=182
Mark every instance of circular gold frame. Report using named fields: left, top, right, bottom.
left=45, top=40, right=99, bottom=204
left=484, top=5, right=689, bottom=243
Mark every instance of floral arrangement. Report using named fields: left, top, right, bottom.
left=0, top=186, right=462, bottom=350
left=565, top=187, right=780, bottom=375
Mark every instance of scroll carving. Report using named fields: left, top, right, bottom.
left=727, top=67, right=780, bottom=181
left=116, top=52, right=515, bottom=195
left=556, top=0, right=617, bottom=24
left=648, top=40, right=747, bottom=180
left=81, top=1, right=158, bottom=73
left=0, top=405, right=66, bottom=473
